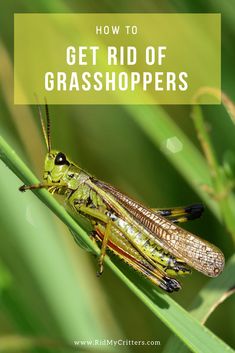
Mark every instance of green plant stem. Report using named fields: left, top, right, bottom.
left=192, top=106, right=235, bottom=243
left=0, top=135, right=234, bottom=353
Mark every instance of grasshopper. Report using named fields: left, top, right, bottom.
left=19, top=105, right=225, bottom=292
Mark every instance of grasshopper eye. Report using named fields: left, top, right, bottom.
left=55, top=152, right=69, bottom=166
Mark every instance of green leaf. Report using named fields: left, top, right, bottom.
left=0, top=136, right=234, bottom=353
left=0, top=138, right=122, bottom=344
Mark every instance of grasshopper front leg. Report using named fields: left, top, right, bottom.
left=19, top=182, right=66, bottom=193
left=19, top=183, right=51, bottom=191
left=97, top=221, right=113, bottom=276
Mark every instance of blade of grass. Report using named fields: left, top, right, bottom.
left=163, top=254, right=235, bottom=353
left=0, top=135, right=234, bottom=353
left=0, top=161, right=121, bottom=345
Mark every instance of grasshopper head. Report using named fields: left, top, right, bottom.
left=37, top=102, right=71, bottom=183
left=43, top=150, right=70, bottom=183
left=38, top=102, right=87, bottom=191
left=43, top=150, right=87, bottom=191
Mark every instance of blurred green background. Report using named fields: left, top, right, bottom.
left=0, top=1, right=235, bottom=353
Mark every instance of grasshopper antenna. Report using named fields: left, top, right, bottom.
left=44, top=97, right=51, bottom=153
left=34, top=94, right=51, bottom=152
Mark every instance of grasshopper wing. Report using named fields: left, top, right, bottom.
left=92, top=180, right=224, bottom=277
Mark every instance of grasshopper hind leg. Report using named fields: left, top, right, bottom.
left=164, top=261, right=192, bottom=276
left=163, top=255, right=192, bottom=276
left=114, top=250, right=181, bottom=293
left=153, top=203, right=204, bottom=224
left=94, top=225, right=181, bottom=292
